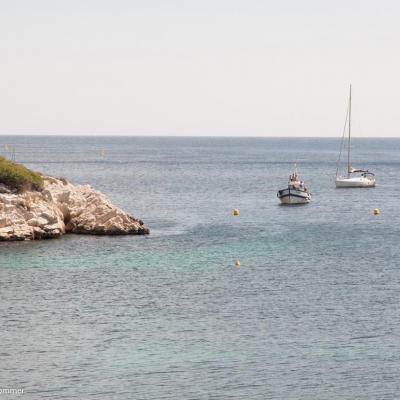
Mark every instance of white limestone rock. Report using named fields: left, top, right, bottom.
left=0, top=176, right=149, bottom=241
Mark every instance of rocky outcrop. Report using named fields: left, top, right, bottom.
left=0, top=176, right=149, bottom=241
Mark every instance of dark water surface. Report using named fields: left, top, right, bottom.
left=1, top=136, right=400, bottom=399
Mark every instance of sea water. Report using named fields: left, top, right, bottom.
left=1, top=136, right=400, bottom=399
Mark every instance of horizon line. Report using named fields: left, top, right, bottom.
left=0, top=134, right=399, bottom=139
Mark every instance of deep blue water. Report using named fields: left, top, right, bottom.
left=1, top=136, right=400, bottom=399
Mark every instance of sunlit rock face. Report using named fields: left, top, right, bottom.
left=0, top=176, right=149, bottom=241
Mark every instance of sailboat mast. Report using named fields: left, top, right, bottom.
left=347, top=84, right=352, bottom=176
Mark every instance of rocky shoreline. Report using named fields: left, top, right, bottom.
left=0, top=176, right=149, bottom=241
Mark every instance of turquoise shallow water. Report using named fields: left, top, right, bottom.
left=1, top=136, right=400, bottom=399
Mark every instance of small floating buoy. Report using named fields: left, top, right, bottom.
left=373, top=208, right=380, bottom=215
left=232, top=208, right=240, bottom=216
left=235, top=260, right=241, bottom=267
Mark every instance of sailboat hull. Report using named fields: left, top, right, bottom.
left=335, top=176, right=376, bottom=188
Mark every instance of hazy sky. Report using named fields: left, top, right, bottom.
left=1, top=0, right=399, bottom=136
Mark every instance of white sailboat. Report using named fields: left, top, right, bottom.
left=335, top=85, right=376, bottom=188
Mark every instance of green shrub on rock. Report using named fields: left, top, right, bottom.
left=0, top=157, right=44, bottom=192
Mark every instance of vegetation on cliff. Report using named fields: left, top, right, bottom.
left=0, top=157, right=43, bottom=192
